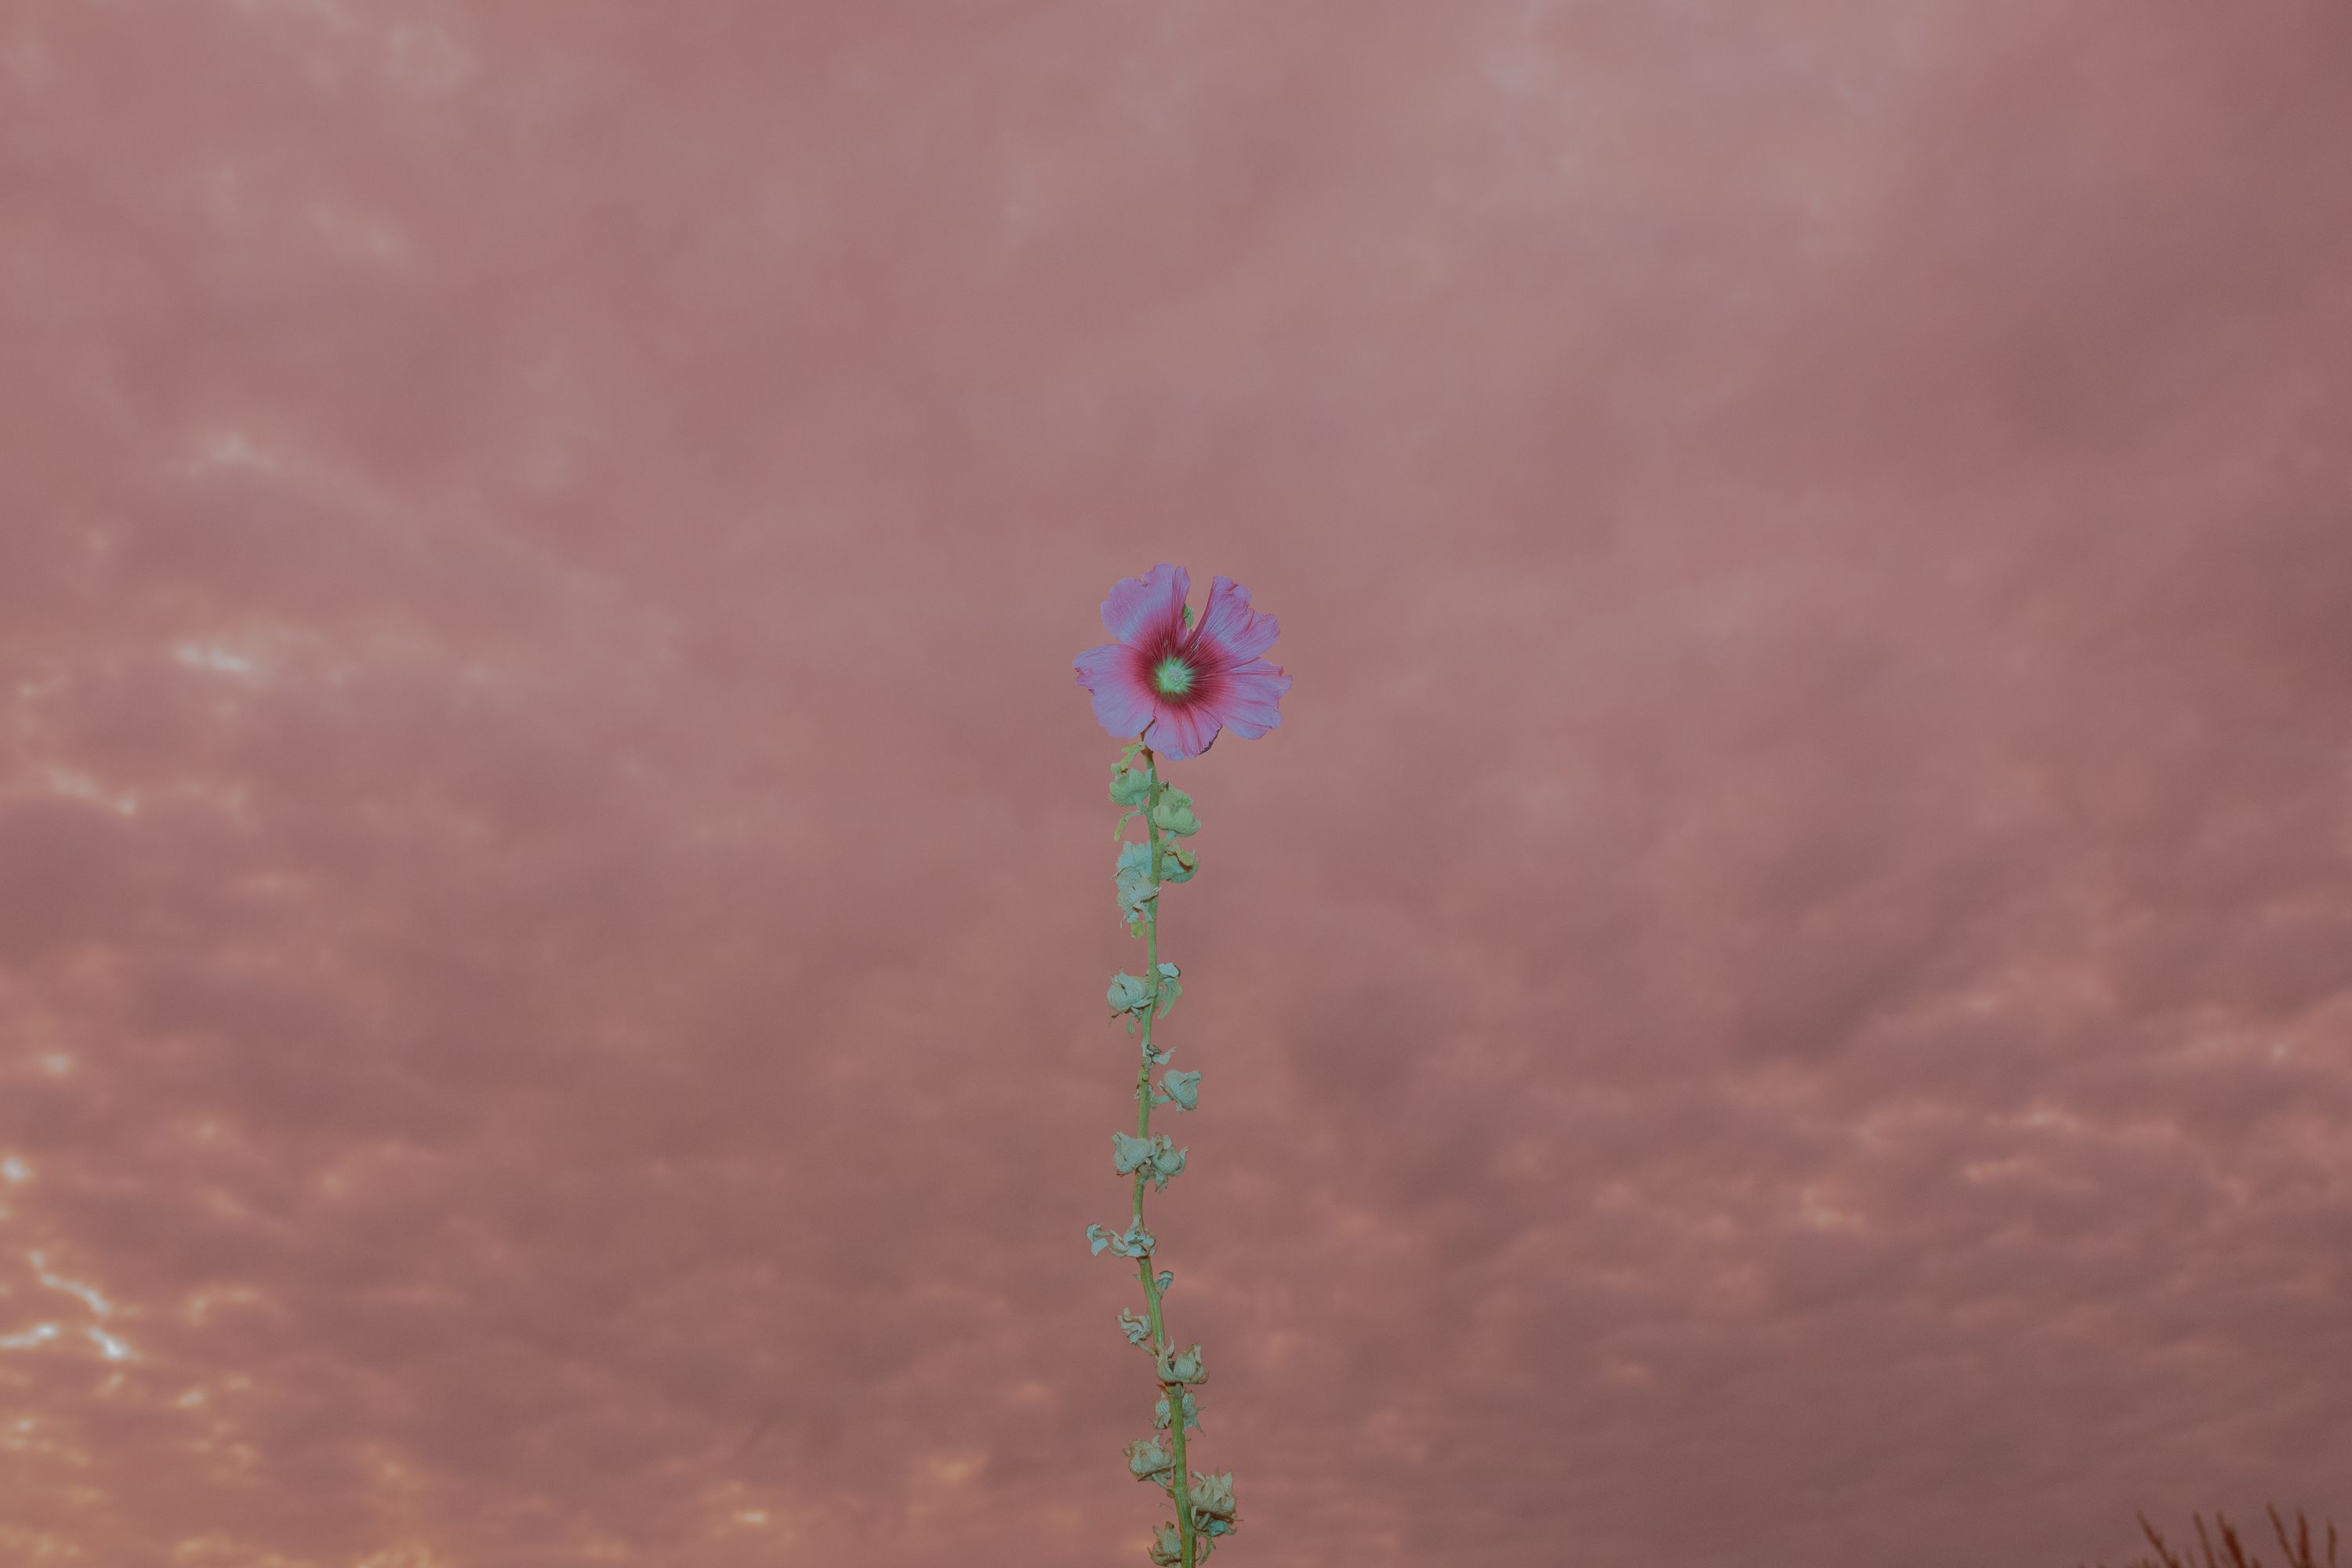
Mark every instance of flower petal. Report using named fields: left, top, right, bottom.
left=1075, top=642, right=1156, bottom=739
left=1203, top=657, right=1289, bottom=739
left=1102, top=564, right=1190, bottom=649
left=1189, top=575, right=1279, bottom=667
left=1145, top=699, right=1221, bottom=760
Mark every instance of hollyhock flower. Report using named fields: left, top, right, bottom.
left=1073, top=564, right=1290, bottom=760
left=1080, top=586, right=1276, bottom=1568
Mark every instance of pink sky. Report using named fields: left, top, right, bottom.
left=4, top=3, right=2350, bottom=1565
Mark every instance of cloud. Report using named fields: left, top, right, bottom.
left=0, top=1, right=2346, bottom=1565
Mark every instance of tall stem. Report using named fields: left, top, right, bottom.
left=1131, top=745, right=1196, bottom=1567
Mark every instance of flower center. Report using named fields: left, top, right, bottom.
left=1152, top=656, right=1196, bottom=696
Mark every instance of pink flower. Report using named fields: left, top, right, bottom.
left=1074, top=564, right=1290, bottom=760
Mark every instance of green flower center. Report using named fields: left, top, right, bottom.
left=1152, top=656, right=1195, bottom=696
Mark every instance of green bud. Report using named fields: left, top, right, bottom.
left=1115, top=841, right=1160, bottom=922
left=1088, top=1221, right=1155, bottom=1258
left=1159, top=1069, right=1200, bottom=1111
left=1149, top=1523, right=1216, bottom=1566
left=1110, top=762, right=1154, bottom=807
left=1111, top=1130, right=1154, bottom=1175
left=1124, top=1436, right=1175, bottom=1484
left=1118, top=1308, right=1152, bottom=1348
left=1113, top=1131, right=1188, bottom=1190
left=1155, top=1341, right=1207, bottom=1385
left=1107, top=972, right=1153, bottom=1016
left=1150, top=787, right=1200, bottom=837
left=1153, top=1387, right=1203, bottom=1433
left=1189, top=1471, right=1240, bottom=1532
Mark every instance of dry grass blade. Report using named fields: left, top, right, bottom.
left=2136, top=1507, right=2188, bottom=1568
left=2079, top=1506, right=2344, bottom=1568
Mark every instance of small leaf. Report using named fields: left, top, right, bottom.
left=1156, top=1269, right=1173, bottom=1294
left=1152, top=975, right=1182, bottom=1021
left=1156, top=960, right=1179, bottom=978
left=1118, top=1308, right=1152, bottom=1348
left=1161, top=843, right=1199, bottom=884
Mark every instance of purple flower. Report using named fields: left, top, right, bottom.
left=1073, top=564, right=1291, bottom=760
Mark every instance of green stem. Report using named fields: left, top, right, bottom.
left=1131, top=745, right=1197, bottom=1568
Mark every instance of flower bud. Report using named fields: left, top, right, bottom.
left=1150, top=787, right=1200, bottom=837
left=1158, top=1069, right=1200, bottom=1111
left=1189, top=1471, right=1240, bottom=1535
left=1113, top=1131, right=1189, bottom=1190
left=1087, top=1221, right=1155, bottom=1258
left=1124, top=1436, right=1175, bottom=1484
left=1111, top=1131, right=1154, bottom=1175
left=1155, top=1341, right=1207, bottom=1385
left=1107, top=972, right=1153, bottom=1017
left=1153, top=1388, right=1202, bottom=1433
left=1114, top=842, right=1160, bottom=922
left=1109, top=762, right=1154, bottom=807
